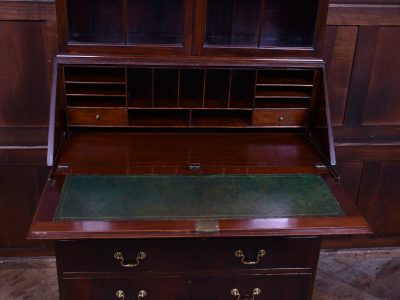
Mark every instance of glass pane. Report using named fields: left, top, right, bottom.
left=67, top=0, right=124, bottom=44
left=261, top=0, right=319, bottom=47
left=127, top=0, right=184, bottom=45
left=205, top=0, right=260, bottom=47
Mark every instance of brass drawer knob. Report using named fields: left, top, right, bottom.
left=278, top=116, right=284, bottom=122
left=234, top=249, right=266, bottom=265
left=116, top=290, right=147, bottom=300
left=231, top=288, right=261, bottom=300
left=114, top=251, right=146, bottom=268
left=95, top=114, right=101, bottom=120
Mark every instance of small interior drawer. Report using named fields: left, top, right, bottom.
left=67, top=108, right=127, bottom=126
left=57, top=237, right=320, bottom=274
left=252, top=109, right=309, bottom=127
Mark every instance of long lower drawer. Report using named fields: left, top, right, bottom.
left=62, top=273, right=312, bottom=300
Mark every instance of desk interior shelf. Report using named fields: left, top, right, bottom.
left=63, top=65, right=320, bottom=129
left=65, top=66, right=126, bottom=108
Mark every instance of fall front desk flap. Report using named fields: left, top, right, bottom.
left=54, top=174, right=344, bottom=221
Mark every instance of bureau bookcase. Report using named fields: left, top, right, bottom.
left=29, top=1, right=370, bottom=299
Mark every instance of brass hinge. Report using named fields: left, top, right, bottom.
left=188, top=163, right=201, bottom=172
left=56, top=164, right=70, bottom=172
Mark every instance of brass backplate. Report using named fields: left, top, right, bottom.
left=195, top=220, right=220, bottom=233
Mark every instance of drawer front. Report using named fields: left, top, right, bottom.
left=63, top=277, right=190, bottom=300
left=252, top=109, right=308, bottom=127
left=63, top=274, right=311, bottom=300
left=191, top=274, right=312, bottom=300
left=58, top=239, right=197, bottom=273
left=57, top=237, right=319, bottom=273
left=194, top=237, right=319, bottom=271
left=67, top=108, right=127, bottom=126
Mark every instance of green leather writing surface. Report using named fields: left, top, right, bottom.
left=54, top=174, right=344, bottom=221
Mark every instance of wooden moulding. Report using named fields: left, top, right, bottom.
left=327, top=1, right=400, bottom=26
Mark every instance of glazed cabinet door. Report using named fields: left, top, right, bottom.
left=58, top=0, right=194, bottom=55
left=65, top=0, right=124, bottom=45
left=194, top=0, right=328, bottom=57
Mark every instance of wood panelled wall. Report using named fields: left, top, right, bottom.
left=0, top=0, right=398, bottom=255
left=323, top=0, right=400, bottom=247
left=0, top=1, right=57, bottom=256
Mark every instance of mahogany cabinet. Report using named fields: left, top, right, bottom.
left=0, top=0, right=397, bottom=258
left=28, top=0, right=373, bottom=299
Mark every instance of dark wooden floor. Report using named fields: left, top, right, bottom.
left=0, top=248, right=399, bottom=300
left=314, top=248, right=400, bottom=300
